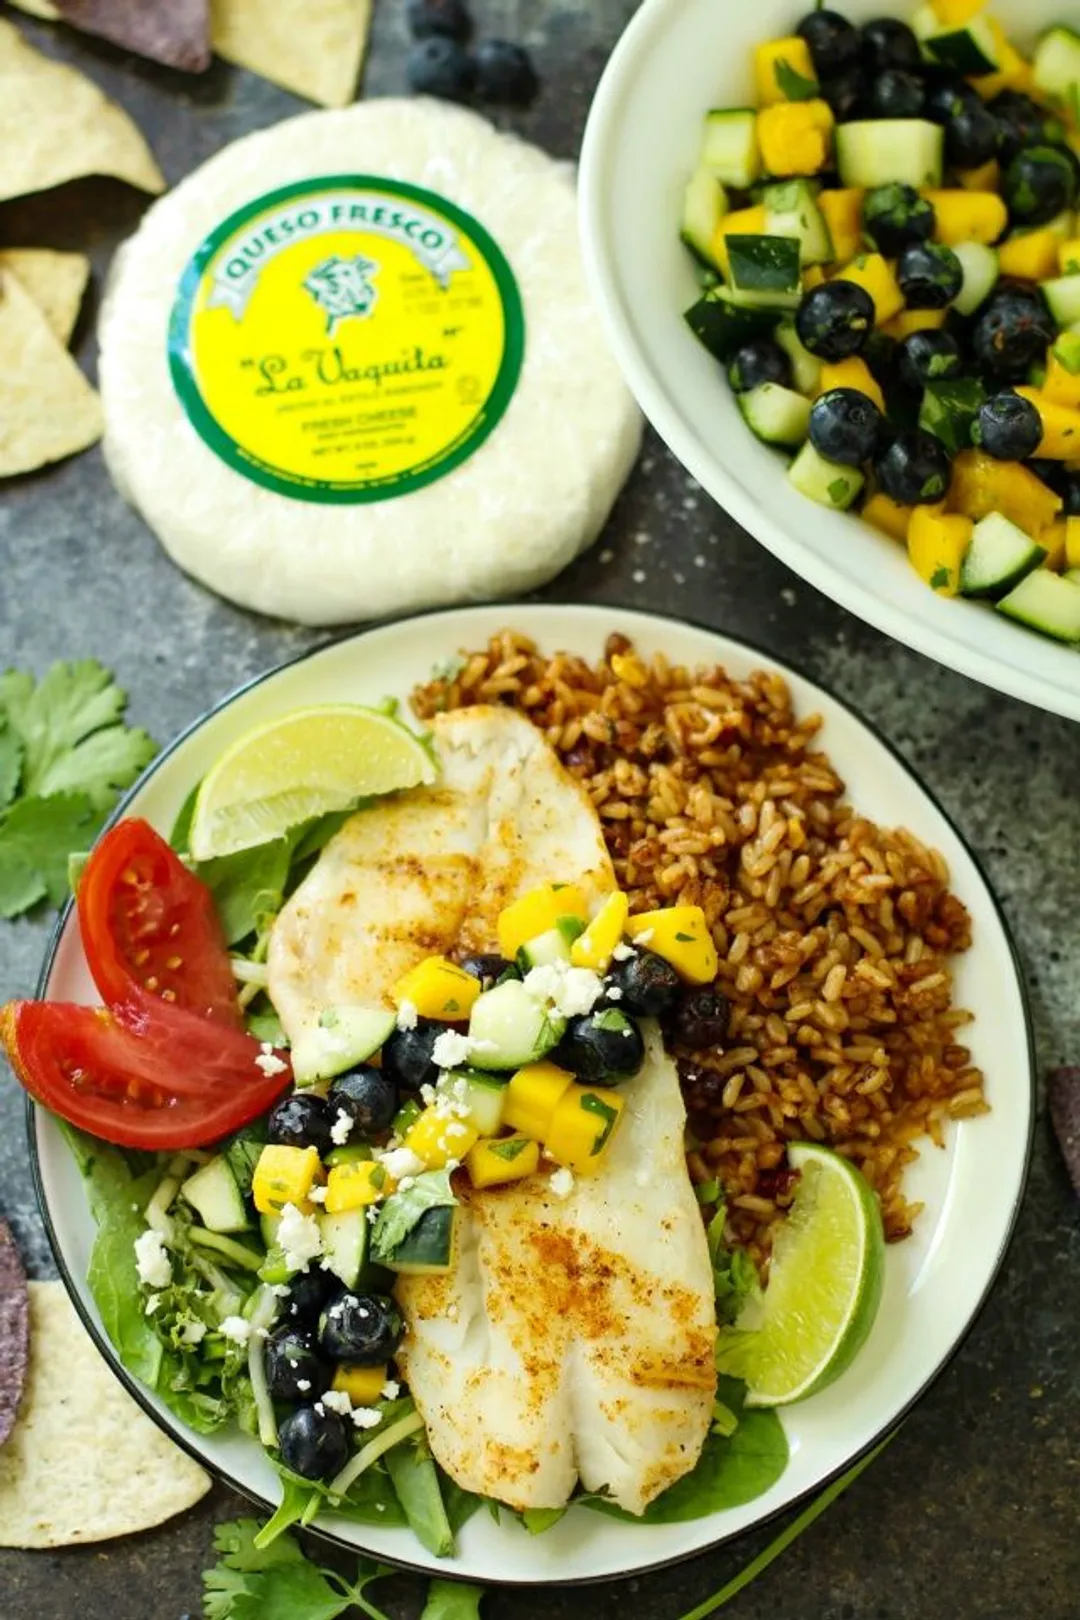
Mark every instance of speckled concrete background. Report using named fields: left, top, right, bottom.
left=0, top=3, right=1078, bottom=1616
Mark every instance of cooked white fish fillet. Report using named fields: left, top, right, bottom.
left=267, top=706, right=615, bottom=1041
left=395, top=1022, right=717, bottom=1514
left=267, top=705, right=716, bottom=1513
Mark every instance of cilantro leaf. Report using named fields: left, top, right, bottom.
left=0, top=659, right=154, bottom=804
left=0, top=792, right=99, bottom=915
left=774, top=58, right=819, bottom=99
left=201, top=1517, right=393, bottom=1620
left=420, top=1579, right=485, bottom=1620
left=212, top=1518, right=306, bottom=1572
left=0, top=721, right=22, bottom=811
left=930, top=566, right=952, bottom=590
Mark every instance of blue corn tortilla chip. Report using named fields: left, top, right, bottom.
left=0, top=1221, right=29, bottom=1449
left=54, top=0, right=211, bottom=71
left=1048, top=1067, right=1080, bottom=1198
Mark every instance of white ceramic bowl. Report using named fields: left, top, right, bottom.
left=579, top=0, right=1080, bottom=722
left=31, top=605, right=1033, bottom=1582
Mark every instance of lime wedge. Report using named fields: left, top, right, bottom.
left=188, top=704, right=437, bottom=861
left=718, top=1143, right=885, bottom=1408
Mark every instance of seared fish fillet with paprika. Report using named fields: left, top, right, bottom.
left=267, top=705, right=717, bottom=1513
left=395, top=1021, right=716, bottom=1513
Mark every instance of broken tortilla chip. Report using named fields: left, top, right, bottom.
left=0, top=1281, right=209, bottom=1547
left=5, top=1, right=60, bottom=18
left=0, top=17, right=165, bottom=202
left=211, top=0, right=372, bottom=108
left=0, top=248, right=89, bottom=344
left=54, top=0, right=211, bottom=72
left=0, top=1222, right=29, bottom=1451
left=0, top=270, right=102, bottom=476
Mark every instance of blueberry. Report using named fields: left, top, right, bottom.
left=727, top=337, right=792, bottom=393
left=860, top=18, right=922, bottom=73
left=973, top=288, right=1054, bottom=381
left=265, top=1327, right=332, bottom=1401
left=1003, top=145, right=1077, bottom=228
left=459, top=952, right=515, bottom=988
left=869, top=68, right=925, bottom=118
left=669, top=987, right=731, bottom=1051
left=862, top=182, right=935, bottom=256
left=473, top=39, right=539, bottom=105
left=279, top=1270, right=335, bottom=1327
left=1063, top=474, right=1080, bottom=516
left=405, top=0, right=472, bottom=41
left=796, top=9, right=861, bottom=78
left=406, top=35, right=475, bottom=100
left=875, top=429, right=952, bottom=506
left=972, top=391, right=1042, bottom=460
left=267, top=1092, right=334, bottom=1157
left=809, top=387, right=883, bottom=466
left=604, top=948, right=682, bottom=1017
left=897, top=241, right=963, bottom=308
left=819, top=65, right=869, bottom=121
left=381, top=1018, right=443, bottom=1092
left=795, top=280, right=875, bottom=361
left=328, top=1066, right=398, bottom=1137
left=320, top=1293, right=405, bottom=1365
left=277, top=1405, right=350, bottom=1482
left=990, top=90, right=1064, bottom=164
left=895, top=329, right=963, bottom=391
left=553, top=1008, right=646, bottom=1084
left=945, top=97, right=999, bottom=170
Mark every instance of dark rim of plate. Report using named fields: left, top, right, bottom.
left=26, top=600, right=1037, bottom=1587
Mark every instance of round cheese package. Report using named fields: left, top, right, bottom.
left=99, top=99, right=642, bottom=625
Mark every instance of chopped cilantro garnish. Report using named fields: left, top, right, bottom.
left=580, top=1092, right=619, bottom=1152
left=827, top=477, right=851, bottom=504
left=774, top=59, right=820, bottom=99
left=930, top=566, right=952, bottom=590
left=489, top=1137, right=529, bottom=1162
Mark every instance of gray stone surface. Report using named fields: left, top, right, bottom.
left=0, top=3, right=1078, bottom=1617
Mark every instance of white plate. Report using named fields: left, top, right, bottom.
left=30, top=604, right=1033, bottom=1583
left=578, top=0, right=1080, bottom=723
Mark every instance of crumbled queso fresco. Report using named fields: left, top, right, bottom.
left=548, top=1167, right=575, bottom=1199
left=219, top=1315, right=251, bottom=1346
left=396, top=997, right=419, bottom=1032
left=277, top=1202, right=323, bottom=1271
left=134, top=1228, right=172, bottom=1289
left=255, top=1041, right=289, bottom=1078
left=330, top=1108, right=354, bottom=1146
left=430, top=1028, right=474, bottom=1069
left=523, top=960, right=605, bottom=1018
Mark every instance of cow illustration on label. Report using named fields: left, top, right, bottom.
left=303, top=253, right=379, bottom=334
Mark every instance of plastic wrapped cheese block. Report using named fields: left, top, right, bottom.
left=98, top=98, right=642, bottom=625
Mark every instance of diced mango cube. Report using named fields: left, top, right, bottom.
left=956, top=158, right=1000, bottom=191
left=948, top=450, right=1062, bottom=532
left=624, top=904, right=718, bottom=984
left=324, top=1159, right=393, bottom=1213
left=833, top=253, right=904, bottom=325
left=333, top=1364, right=388, bottom=1405
left=882, top=308, right=947, bottom=339
left=1014, top=387, right=1080, bottom=459
left=465, top=1134, right=541, bottom=1189
left=862, top=493, right=913, bottom=542
left=818, top=357, right=885, bottom=413
left=998, top=229, right=1061, bottom=281
left=818, top=187, right=864, bottom=262
left=970, top=21, right=1031, bottom=98
left=1066, top=515, right=1080, bottom=568
left=1040, top=520, right=1067, bottom=570
left=252, top=1144, right=321, bottom=1216
left=1058, top=238, right=1080, bottom=275
left=929, top=0, right=986, bottom=24
left=501, top=1061, right=575, bottom=1140
left=711, top=205, right=768, bottom=279
left=571, top=891, right=630, bottom=973
left=497, top=883, right=587, bottom=959
left=757, top=99, right=834, bottom=177
left=906, top=506, right=973, bottom=596
left=754, top=35, right=817, bottom=105
left=405, top=1105, right=480, bottom=1170
left=923, top=189, right=1008, bottom=246
left=544, top=1085, right=625, bottom=1174
left=392, top=955, right=479, bottom=1021
left=802, top=263, right=827, bottom=290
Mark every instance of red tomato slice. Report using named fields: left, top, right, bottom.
left=78, top=818, right=242, bottom=1028
left=3, top=996, right=291, bottom=1149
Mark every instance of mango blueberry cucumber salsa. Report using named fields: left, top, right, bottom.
left=682, top=4, right=1080, bottom=648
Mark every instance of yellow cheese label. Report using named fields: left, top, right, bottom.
left=168, top=177, right=524, bottom=503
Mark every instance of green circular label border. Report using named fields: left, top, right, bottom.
left=167, top=174, right=526, bottom=506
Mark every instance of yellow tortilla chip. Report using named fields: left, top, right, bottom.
left=211, top=0, right=372, bottom=108
left=0, top=17, right=165, bottom=202
left=0, top=270, right=102, bottom=475
left=0, top=248, right=89, bottom=344
left=0, top=1283, right=210, bottom=1547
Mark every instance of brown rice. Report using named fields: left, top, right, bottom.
left=412, top=630, right=988, bottom=1269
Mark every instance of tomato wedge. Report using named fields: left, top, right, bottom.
left=2, top=996, right=291, bottom=1150
left=77, top=818, right=242, bottom=1028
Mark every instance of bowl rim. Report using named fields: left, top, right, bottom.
left=577, top=0, right=1080, bottom=726
left=27, top=600, right=1037, bottom=1585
